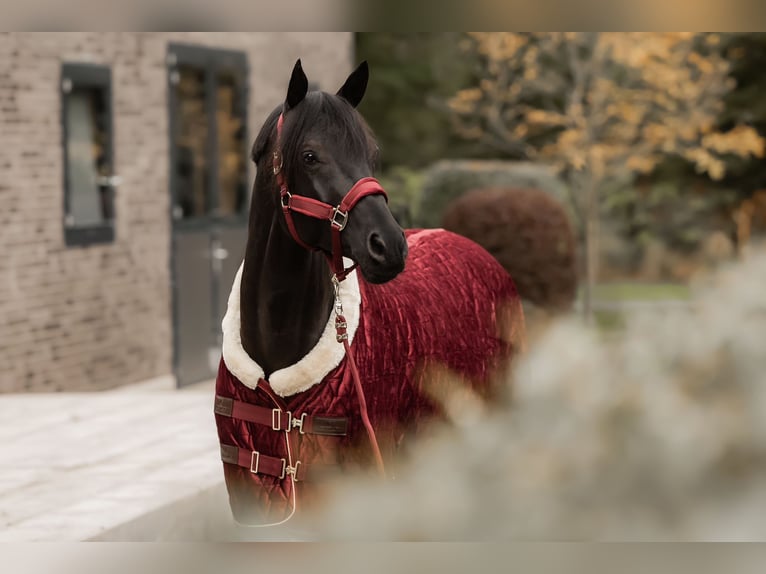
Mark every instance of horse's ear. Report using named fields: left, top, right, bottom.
left=285, top=59, right=309, bottom=111
left=336, top=61, right=368, bottom=108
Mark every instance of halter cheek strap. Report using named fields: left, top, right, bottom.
left=272, top=112, right=388, bottom=280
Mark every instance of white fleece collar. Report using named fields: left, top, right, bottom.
left=221, top=261, right=361, bottom=397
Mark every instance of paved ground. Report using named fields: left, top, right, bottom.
left=0, top=377, right=228, bottom=541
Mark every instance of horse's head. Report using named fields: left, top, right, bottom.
left=252, top=60, right=407, bottom=284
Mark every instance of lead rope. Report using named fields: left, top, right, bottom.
left=332, top=275, right=386, bottom=477
left=230, top=432, right=298, bottom=530
left=234, top=380, right=299, bottom=529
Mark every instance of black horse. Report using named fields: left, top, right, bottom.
left=215, top=60, right=523, bottom=526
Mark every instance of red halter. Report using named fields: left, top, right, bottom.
left=271, top=111, right=387, bottom=477
left=272, top=112, right=388, bottom=281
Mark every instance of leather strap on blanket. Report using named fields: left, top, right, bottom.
left=220, top=443, right=333, bottom=482
left=215, top=395, right=347, bottom=436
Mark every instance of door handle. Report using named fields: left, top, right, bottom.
left=97, top=175, right=123, bottom=187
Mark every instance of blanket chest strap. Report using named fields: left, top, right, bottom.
left=214, top=395, right=347, bottom=436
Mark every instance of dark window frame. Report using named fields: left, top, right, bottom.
left=61, top=62, right=115, bottom=247
left=167, top=43, right=250, bottom=229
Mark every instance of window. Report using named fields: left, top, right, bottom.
left=169, top=45, right=248, bottom=222
left=215, top=68, right=248, bottom=217
left=173, top=63, right=209, bottom=219
left=61, top=63, right=116, bottom=246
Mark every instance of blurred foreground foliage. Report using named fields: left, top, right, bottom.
left=309, top=248, right=766, bottom=540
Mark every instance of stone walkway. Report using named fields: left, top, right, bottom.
left=0, top=378, right=227, bottom=541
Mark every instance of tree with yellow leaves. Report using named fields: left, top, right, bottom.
left=449, top=32, right=764, bottom=322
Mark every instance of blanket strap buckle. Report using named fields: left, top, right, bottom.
left=272, top=408, right=291, bottom=431
left=281, top=460, right=302, bottom=481
left=291, top=412, right=307, bottom=434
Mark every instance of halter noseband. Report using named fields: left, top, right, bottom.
left=272, top=112, right=388, bottom=281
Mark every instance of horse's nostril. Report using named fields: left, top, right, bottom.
left=367, top=232, right=388, bottom=262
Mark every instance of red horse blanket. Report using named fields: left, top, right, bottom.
left=215, top=229, right=524, bottom=524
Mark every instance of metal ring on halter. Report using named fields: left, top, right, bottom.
left=280, top=191, right=292, bottom=209
left=331, top=207, right=348, bottom=230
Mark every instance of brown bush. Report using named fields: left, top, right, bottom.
left=442, top=187, right=578, bottom=312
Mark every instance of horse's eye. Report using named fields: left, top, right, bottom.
left=302, top=151, right=318, bottom=165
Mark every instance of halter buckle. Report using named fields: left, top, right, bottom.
left=280, top=191, right=292, bottom=209
left=331, top=207, right=348, bottom=230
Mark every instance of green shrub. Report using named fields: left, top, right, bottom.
left=418, top=160, right=571, bottom=228
left=603, top=178, right=739, bottom=256
left=378, top=166, right=424, bottom=228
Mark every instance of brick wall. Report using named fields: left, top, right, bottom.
left=0, top=32, right=353, bottom=391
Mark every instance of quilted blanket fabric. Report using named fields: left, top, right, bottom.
left=215, top=229, right=525, bottom=525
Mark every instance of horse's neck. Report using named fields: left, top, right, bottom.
left=239, top=207, right=333, bottom=379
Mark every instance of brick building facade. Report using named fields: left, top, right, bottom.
left=0, top=33, right=353, bottom=391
